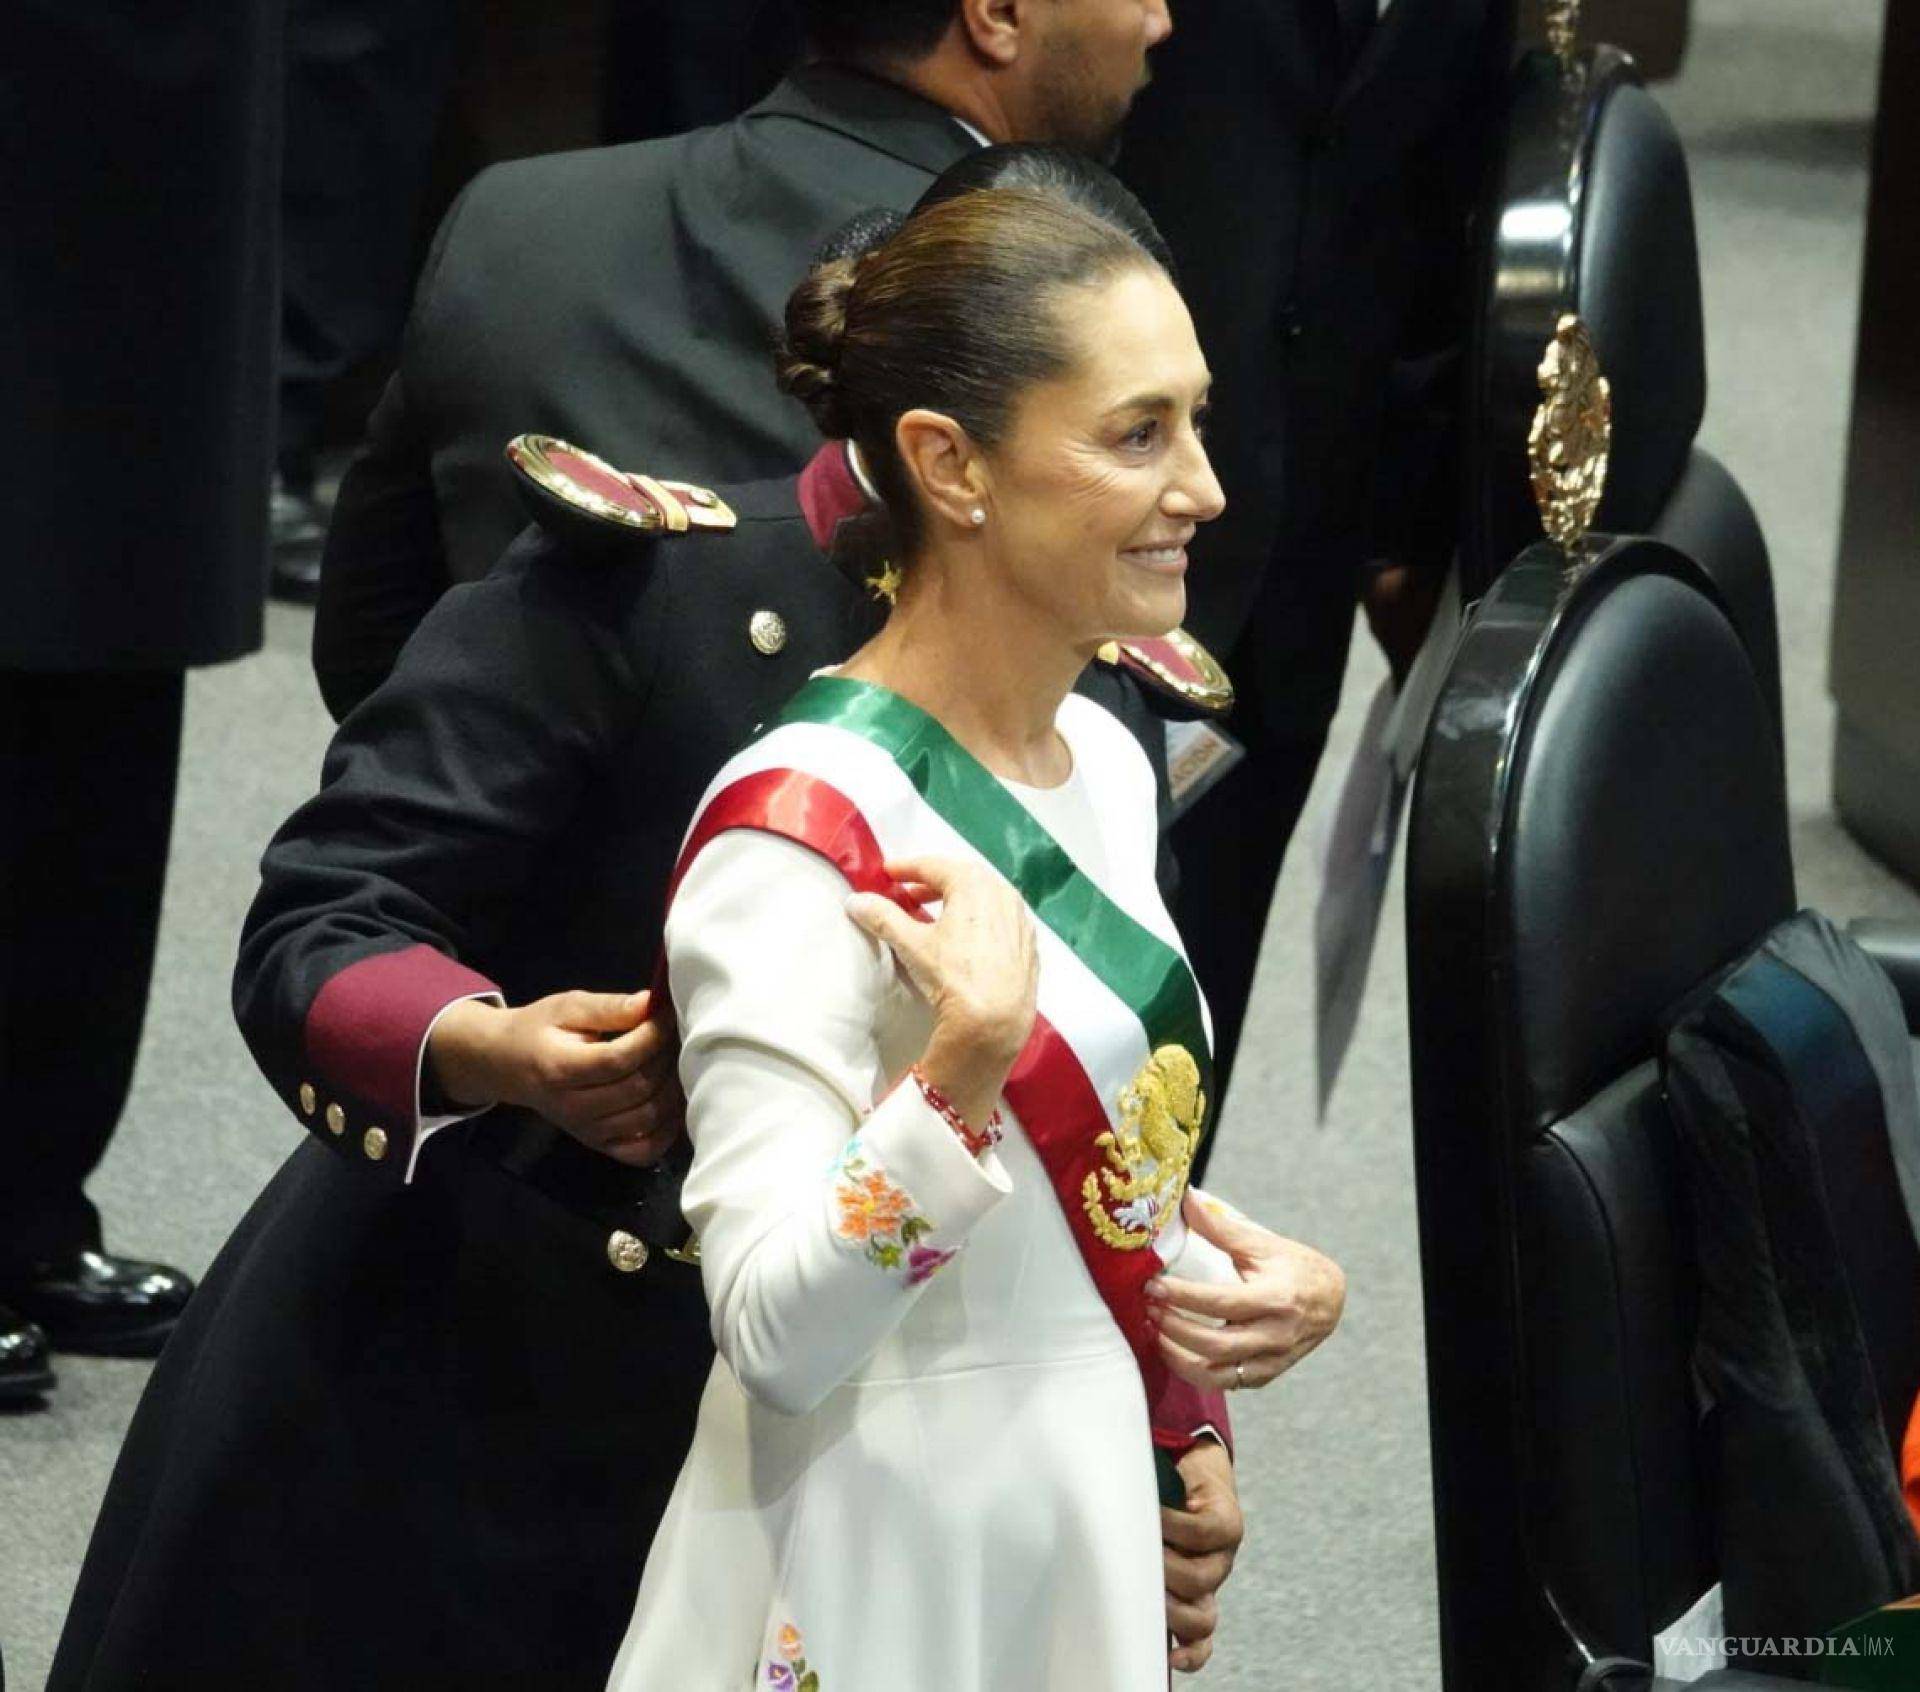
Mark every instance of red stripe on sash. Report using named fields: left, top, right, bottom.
left=661, top=768, right=1229, bottom=1452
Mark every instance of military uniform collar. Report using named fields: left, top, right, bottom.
left=746, top=63, right=980, bottom=177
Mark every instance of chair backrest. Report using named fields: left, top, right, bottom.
left=1462, top=46, right=1706, bottom=600
left=1406, top=536, right=1796, bottom=1689
left=1651, top=446, right=1781, bottom=739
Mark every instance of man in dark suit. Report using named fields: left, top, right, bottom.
left=314, top=0, right=1173, bottom=717
left=1120, top=0, right=1514, bottom=1113
left=0, top=0, right=282, bottom=1396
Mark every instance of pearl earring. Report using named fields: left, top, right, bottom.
left=970, top=507, right=987, bottom=527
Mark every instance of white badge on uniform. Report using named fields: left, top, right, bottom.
left=1163, top=719, right=1247, bottom=822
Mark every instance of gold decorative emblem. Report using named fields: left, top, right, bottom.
left=662, top=1234, right=703, bottom=1267
left=606, top=1230, right=650, bottom=1274
left=748, top=609, right=788, bottom=656
left=505, top=434, right=737, bottom=536
left=1096, top=628, right=1235, bottom=718
left=325, top=1101, right=346, bottom=1136
left=1081, top=1046, right=1206, bottom=1251
left=1543, top=0, right=1582, bottom=70
left=1527, top=314, right=1612, bottom=550
left=298, top=1082, right=317, bottom=1117
left=362, top=1126, right=389, bottom=1162
left=867, top=560, right=904, bottom=606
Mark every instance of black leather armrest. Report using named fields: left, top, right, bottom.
left=1684, top=1674, right=1828, bottom=1690
left=1689, top=1667, right=1820, bottom=1682
left=1575, top=1660, right=1816, bottom=1691
left=1851, top=919, right=1920, bottom=1029
left=1579, top=1662, right=1835, bottom=1691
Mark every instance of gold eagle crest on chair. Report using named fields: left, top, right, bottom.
left=1081, top=1045, right=1206, bottom=1251
left=1528, top=313, right=1612, bottom=551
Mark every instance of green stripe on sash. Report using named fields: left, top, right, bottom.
left=776, top=675, right=1212, bottom=1099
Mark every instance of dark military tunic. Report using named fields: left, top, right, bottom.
left=51, top=452, right=1184, bottom=1691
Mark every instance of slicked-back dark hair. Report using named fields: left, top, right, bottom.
left=799, top=0, right=958, bottom=64
left=777, top=186, right=1166, bottom=585
left=911, top=144, right=1178, bottom=279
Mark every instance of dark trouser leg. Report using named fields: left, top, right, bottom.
left=1175, top=555, right=1355, bottom=1179
left=277, top=0, right=456, bottom=484
left=0, top=670, right=184, bottom=1265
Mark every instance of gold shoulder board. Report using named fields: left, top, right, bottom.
left=1095, top=628, right=1234, bottom=721
left=506, top=434, right=737, bottom=553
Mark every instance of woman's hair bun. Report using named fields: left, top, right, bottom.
left=776, top=254, right=860, bottom=439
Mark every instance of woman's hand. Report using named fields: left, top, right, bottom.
left=845, top=855, right=1038, bottom=1130
left=1147, top=1191, right=1346, bottom=1391
left=427, top=989, right=683, bottom=1165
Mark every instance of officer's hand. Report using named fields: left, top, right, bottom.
left=1164, top=1438, right=1242, bottom=1673
left=429, top=989, right=683, bottom=1165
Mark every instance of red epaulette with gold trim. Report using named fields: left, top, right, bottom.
left=1095, top=628, right=1234, bottom=721
left=506, top=433, right=736, bottom=557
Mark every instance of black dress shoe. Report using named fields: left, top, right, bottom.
left=0, top=1251, right=194, bottom=1358
left=270, top=472, right=325, bottom=603
left=0, top=1304, right=55, bottom=1401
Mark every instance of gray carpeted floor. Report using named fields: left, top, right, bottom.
left=2, top=3, right=1910, bottom=1685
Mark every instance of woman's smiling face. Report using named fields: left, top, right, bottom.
left=976, top=264, right=1224, bottom=649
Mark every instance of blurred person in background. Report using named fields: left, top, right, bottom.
left=0, top=0, right=282, bottom=1400
left=1122, top=0, right=1513, bottom=1124
left=312, top=0, right=1174, bottom=718
left=269, top=0, right=458, bottom=600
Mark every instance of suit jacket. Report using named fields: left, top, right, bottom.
left=3, top=1, right=277, bottom=670
left=1121, top=0, right=1512, bottom=736
left=315, top=64, right=974, bottom=716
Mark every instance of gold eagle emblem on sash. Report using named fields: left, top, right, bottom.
left=1082, top=1045, right=1206, bottom=1251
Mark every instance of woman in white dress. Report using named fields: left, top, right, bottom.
left=611, top=183, right=1342, bottom=1691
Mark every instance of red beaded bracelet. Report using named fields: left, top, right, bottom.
left=909, top=1063, right=1003, bottom=1158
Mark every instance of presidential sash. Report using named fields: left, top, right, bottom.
left=663, top=676, right=1217, bottom=1428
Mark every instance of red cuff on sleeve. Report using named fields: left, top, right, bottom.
left=304, top=943, right=499, bottom=1131
left=1149, top=1373, right=1233, bottom=1460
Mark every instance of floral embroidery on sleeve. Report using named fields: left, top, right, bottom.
left=765, top=1620, right=820, bottom=1690
left=830, top=1141, right=955, bottom=1286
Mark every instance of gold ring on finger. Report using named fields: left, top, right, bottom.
left=1233, top=1362, right=1247, bottom=1390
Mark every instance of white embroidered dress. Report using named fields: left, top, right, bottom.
left=607, top=692, right=1232, bottom=1692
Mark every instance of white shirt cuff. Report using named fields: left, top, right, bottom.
left=405, top=990, right=506, bottom=1183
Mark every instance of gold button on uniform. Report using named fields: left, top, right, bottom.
left=325, top=1102, right=346, bottom=1136
left=606, top=1230, right=649, bottom=1274
left=748, top=610, right=787, bottom=656
left=298, top=1082, right=317, bottom=1116
left=362, top=1126, right=389, bottom=1162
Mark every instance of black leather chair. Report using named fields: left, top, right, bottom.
left=1462, top=45, right=1781, bottom=733
left=1405, top=534, right=1920, bottom=1692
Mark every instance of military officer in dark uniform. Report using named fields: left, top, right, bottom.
left=51, top=168, right=1247, bottom=1690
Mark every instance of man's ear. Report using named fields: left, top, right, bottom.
left=957, top=0, right=1023, bottom=67
left=895, top=409, right=987, bottom=532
